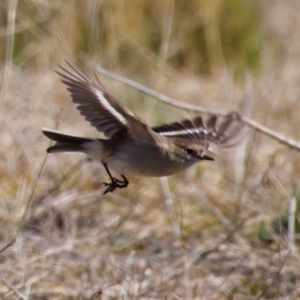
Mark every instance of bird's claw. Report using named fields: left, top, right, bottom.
left=101, top=175, right=129, bottom=195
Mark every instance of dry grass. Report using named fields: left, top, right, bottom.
left=1, top=0, right=300, bottom=299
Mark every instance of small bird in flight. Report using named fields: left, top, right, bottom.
left=42, top=63, right=246, bottom=194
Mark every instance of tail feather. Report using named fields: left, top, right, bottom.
left=46, top=143, right=84, bottom=154
left=42, top=127, right=93, bottom=154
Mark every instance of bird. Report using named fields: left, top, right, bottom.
left=42, top=63, right=246, bottom=195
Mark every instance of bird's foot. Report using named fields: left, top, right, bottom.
left=101, top=175, right=129, bottom=195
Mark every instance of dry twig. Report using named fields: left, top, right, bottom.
left=96, top=66, right=300, bottom=152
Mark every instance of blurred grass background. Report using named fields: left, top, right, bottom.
left=1, top=0, right=300, bottom=299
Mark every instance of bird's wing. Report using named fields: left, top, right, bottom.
left=57, top=63, right=163, bottom=145
left=153, top=114, right=246, bottom=151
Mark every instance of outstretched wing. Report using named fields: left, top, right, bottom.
left=152, top=114, right=246, bottom=150
left=57, top=63, right=163, bottom=144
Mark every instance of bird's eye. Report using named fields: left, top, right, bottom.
left=185, top=148, right=194, bottom=155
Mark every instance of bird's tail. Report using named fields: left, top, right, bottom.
left=42, top=127, right=93, bottom=154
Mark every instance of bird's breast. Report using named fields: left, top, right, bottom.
left=103, top=140, right=191, bottom=177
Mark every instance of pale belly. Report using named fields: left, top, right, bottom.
left=104, top=141, right=189, bottom=177
left=83, top=138, right=195, bottom=177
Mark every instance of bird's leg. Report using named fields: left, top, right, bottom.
left=101, top=163, right=129, bottom=195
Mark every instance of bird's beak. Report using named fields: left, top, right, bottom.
left=201, top=155, right=214, bottom=161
